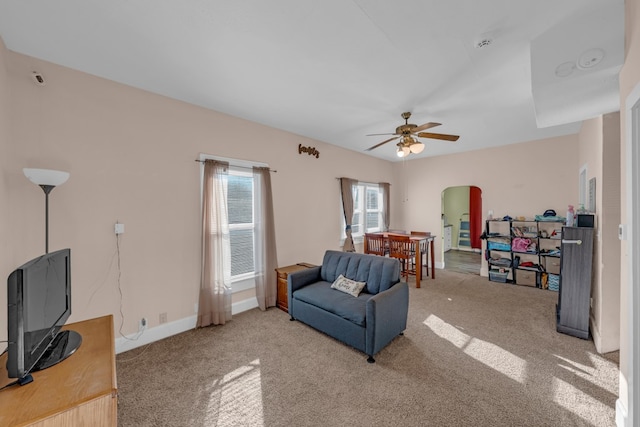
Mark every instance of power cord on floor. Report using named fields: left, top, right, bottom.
left=0, top=380, right=19, bottom=392
left=116, top=343, right=153, bottom=363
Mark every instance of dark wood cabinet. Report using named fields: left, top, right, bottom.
left=556, top=227, right=594, bottom=339
left=275, top=263, right=315, bottom=313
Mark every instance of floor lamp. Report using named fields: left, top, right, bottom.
left=23, top=168, right=70, bottom=254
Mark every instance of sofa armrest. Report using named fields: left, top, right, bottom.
left=288, top=266, right=322, bottom=313
left=365, top=281, right=409, bottom=356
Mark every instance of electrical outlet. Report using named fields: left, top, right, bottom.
left=115, top=222, right=125, bottom=235
left=139, top=317, right=147, bottom=332
left=159, top=312, right=167, bottom=324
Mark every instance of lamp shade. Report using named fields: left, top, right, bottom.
left=23, top=168, right=70, bottom=186
left=410, top=142, right=425, bottom=154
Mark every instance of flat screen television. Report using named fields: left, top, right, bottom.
left=6, top=248, right=82, bottom=383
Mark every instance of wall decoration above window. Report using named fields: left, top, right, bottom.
left=299, top=144, right=319, bottom=158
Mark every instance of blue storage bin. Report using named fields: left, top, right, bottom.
left=488, top=241, right=511, bottom=251
left=548, top=274, right=559, bottom=291
left=489, top=270, right=509, bottom=283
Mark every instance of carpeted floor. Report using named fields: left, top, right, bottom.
left=116, top=269, right=619, bottom=426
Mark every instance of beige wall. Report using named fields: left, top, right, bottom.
left=0, top=37, right=10, bottom=341
left=578, top=113, right=621, bottom=354
left=0, top=46, right=394, bottom=338
left=392, top=134, right=578, bottom=272
left=618, top=0, right=640, bottom=418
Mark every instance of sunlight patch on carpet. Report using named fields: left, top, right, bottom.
left=424, top=314, right=526, bottom=383
left=554, top=353, right=619, bottom=396
left=203, top=359, right=264, bottom=426
left=552, top=377, right=611, bottom=424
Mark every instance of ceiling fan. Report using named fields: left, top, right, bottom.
left=365, top=112, right=460, bottom=157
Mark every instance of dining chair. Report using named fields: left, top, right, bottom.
left=364, top=233, right=387, bottom=256
left=410, top=231, right=431, bottom=276
left=388, top=234, right=416, bottom=281
left=388, top=229, right=407, bottom=234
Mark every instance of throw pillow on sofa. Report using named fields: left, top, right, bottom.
left=331, top=274, right=366, bottom=297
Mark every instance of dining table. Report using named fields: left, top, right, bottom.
left=364, top=232, right=436, bottom=288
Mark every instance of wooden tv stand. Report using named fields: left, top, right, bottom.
left=0, top=315, right=117, bottom=426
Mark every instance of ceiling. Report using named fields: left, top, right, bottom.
left=0, top=0, right=624, bottom=161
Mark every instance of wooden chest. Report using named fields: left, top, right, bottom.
left=275, top=263, right=316, bottom=312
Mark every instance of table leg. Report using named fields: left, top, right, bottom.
left=430, top=238, right=435, bottom=279
left=415, top=243, right=421, bottom=288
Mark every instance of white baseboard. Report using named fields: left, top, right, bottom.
left=115, top=297, right=259, bottom=354
left=590, top=315, right=620, bottom=353
left=232, top=296, right=259, bottom=314
left=115, top=314, right=196, bottom=354
left=591, top=316, right=602, bottom=353
left=616, top=398, right=628, bottom=427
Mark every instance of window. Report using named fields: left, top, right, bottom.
left=344, top=182, right=383, bottom=240
left=200, top=155, right=268, bottom=289
left=227, top=169, right=255, bottom=280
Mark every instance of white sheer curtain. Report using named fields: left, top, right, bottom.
left=380, top=182, right=390, bottom=231
left=197, top=160, right=232, bottom=327
left=253, top=166, right=278, bottom=310
left=340, top=178, right=356, bottom=252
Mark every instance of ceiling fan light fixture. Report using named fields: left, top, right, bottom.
left=410, top=142, right=425, bottom=154
left=365, top=112, right=459, bottom=157
left=396, top=143, right=410, bottom=157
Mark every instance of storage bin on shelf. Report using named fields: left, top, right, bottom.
left=488, top=241, right=511, bottom=251
left=489, top=269, right=509, bottom=283
left=547, top=273, right=560, bottom=291
left=515, top=269, right=537, bottom=287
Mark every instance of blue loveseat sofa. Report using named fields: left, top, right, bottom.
left=288, top=250, right=409, bottom=362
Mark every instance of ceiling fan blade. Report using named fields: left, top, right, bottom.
left=366, top=136, right=400, bottom=151
left=411, top=122, right=441, bottom=133
left=366, top=132, right=397, bottom=137
left=417, top=132, right=460, bottom=142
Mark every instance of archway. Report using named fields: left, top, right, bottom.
left=441, top=185, right=482, bottom=274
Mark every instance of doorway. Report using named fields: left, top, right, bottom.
left=622, top=81, right=640, bottom=426
left=442, top=185, right=482, bottom=275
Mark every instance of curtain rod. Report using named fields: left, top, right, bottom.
left=336, top=177, right=391, bottom=185
left=195, top=159, right=277, bottom=173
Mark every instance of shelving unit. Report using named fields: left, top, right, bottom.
left=485, top=219, right=564, bottom=290
left=458, top=213, right=471, bottom=250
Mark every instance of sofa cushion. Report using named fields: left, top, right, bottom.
left=320, top=250, right=400, bottom=294
left=331, top=274, right=366, bottom=297
left=292, top=281, right=371, bottom=326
